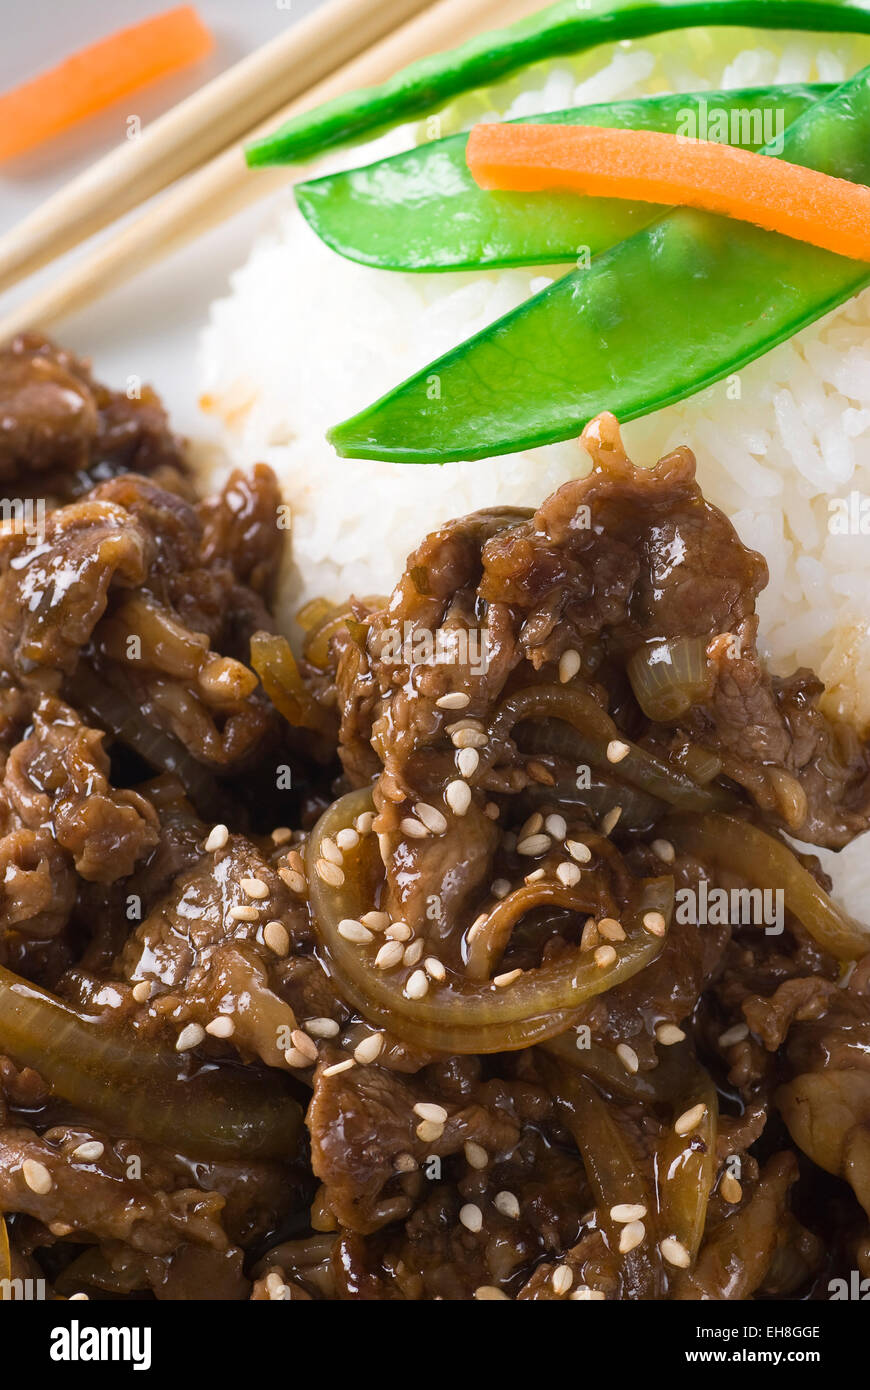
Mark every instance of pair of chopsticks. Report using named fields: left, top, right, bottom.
left=0, top=0, right=538, bottom=341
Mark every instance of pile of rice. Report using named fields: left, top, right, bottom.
left=198, top=27, right=870, bottom=904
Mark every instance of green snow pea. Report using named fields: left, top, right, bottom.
left=246, top=0, right=870, bottom=168
left=329, top=64, right=870, bottom=463
left=295, top=84, right=831, bottom=271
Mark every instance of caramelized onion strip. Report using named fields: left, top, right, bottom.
left=308, top=789, right=672, bottom=1053
left=662, top=811, right=870, bottom=961
left=0, top=966, right=302, bottom=1160
left=464, top=881, right=601, bottom=981
left=488, top=684, right=732, bottom=812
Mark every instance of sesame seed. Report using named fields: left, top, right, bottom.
left=494, top=968, right=523, bottom=988
left=279, top=867, right=307, bottom=895
left=414, top=1102, right=448, bottom=1124
left=291, top=1029, right=318, bottom=1062
left=385, top=921, right=412, bottom=941
left=206, top=1016, right=235, bottom=1039
left=68, top=1292, right=90, bottom=1301
left=71, top=1141, right=104, bottom=1162
left=456, top=747, right=480, bottom=778
left=446, top=717, right=485, bottom=735
left=566, top=839, right=592, bottom=864
left=601, top=806, right=622, bottom=835
left=284, top=1047, right=312, bottom=1068
left=651, top=838, right=675, bottom=864
left=598, top=917, right=626, bottom=942
left=394, top=1153, right=418, bottom=1173
left=720, top=1174, right=743, bottom=1204
left=336, top=828, right=360, bottom=852
left=660, top=1237, right=691, bottom=1268
left=48, top=1223, right=73, bottom=1237
left=524, top=868, right=545, bottom=884
left=436, top=692, right=470, bottom=710
left=361, top=911, right=389, bottom=932
left=616, top=1043, right=639, bottom=1074
left=315, top=859, right=344, bottom=887
left=445, top=780, right=472, bottom=816
left=354, top=1033, right=384, bottom=1064
left=337, top=918, right=373, bottom=944
left=271, top=826, right=293, bottom=846
left=204, top=824, right=228, bottom=853
left=594, top=945, right=617, bottom=969
left=570, top=1287, right=606, bottom=1301
left=465, top=1141, right=488, bottom=1170
left=229, top=905, right=258, bottom=923
left=286, top=849, right=305, bottom=873
left=494, top=1191, right=520, bottom=1220
left=475, top=1286, right=509, bottom=1300
left=305, top=1017, right=340, bottom=1038
left=451, top=728, right=487, bottom=749
left=460, top=1203, right=483, bottom=1233
left=581, top=919, right=600, bottom=951
left=403, top=939, right=424, bottom=966
left=416, top=1119, right=444, bottom=1143
left=544, top=813, right=567, bottom=840
left=415, top=802, right=448, bottom=835
left=520, top=812, right=544, bottom=838
left=405, top=970, right=429, bottom=1000
left=375, top=941, right=404, bottom=970
left=400, top=816, right=429, bottom=839
left=355, top=812, right=375, bottom=835
left=656, top=1023, right=686, bottom=1046
left=606, top=740, right=630, bottom=764
left=320, top=837, right=343, bottom=866
left=642, top=911, right=667, bottom=937
left=484, top=801, right=500, bottom=820
left=559, top=649, right=581, bottom=684
left=241, top=876, right=269, bottom=900
left=718, top=1023, right=749, bottom=1047
left=176, top=1023, right=205, bottom=1052
left=491, top=878, right=511, bottom=899
left=555, top=861, right=581, bottom=889
left=674, top=1103, right=707, bottom=1137
left=322, top=1059, right=355, bottom=1078
left=131, top=980, right=152, bottom=1003
left=618, top=1220, right=646, bottom=1253
left=610, top=1203, right=647, bottom=1223
left=517, top=833, right=550, bottom=857
left=263, top=920, right=290, bottom=956
left=424, top=957, right=446, bottom=981
left=552, top=1265, right=574, bottom=1295
left=22, top=1159, right=53, bottom=1195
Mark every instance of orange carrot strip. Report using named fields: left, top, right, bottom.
left=0, top=6, right=214, bottom=162
left=466, top=122, right=870, bottom=263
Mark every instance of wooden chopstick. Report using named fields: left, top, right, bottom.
left=0, top=0, right=539, bottom=341
left=0, top=0, right=433, bottom=297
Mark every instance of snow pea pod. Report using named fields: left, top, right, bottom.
left=295, top=84, right=831, bottom=271
left=246, top=0, right=870, bottom=168
left=329, top=64, right=870, bottom=463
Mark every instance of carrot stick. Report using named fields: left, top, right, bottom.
left=466, top=122, right=870, bottom=263
left=0, top=5, right=214, bottom=162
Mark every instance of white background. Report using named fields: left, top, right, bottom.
left=0, top=0, right=328, bottom=434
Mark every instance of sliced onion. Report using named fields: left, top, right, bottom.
left=544, top=1038, right=717, bottom=1273
left=543, top=1058, right=663, bottom=1298
left=308, top=789, right=672, bottom=1053
left=250, top=631, right=334, bottom=734
left=0, top=965, right=302, bottom=1160
left=489, top=684, right=732, bottom=812
left=464, top=879, right=601, bottom=981
left=662, top=812, right=870, bottom=961
left=628, top=637, right=712, bottom=722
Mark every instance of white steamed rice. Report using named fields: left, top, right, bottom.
left=197, top=26, right=870, bottom=907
